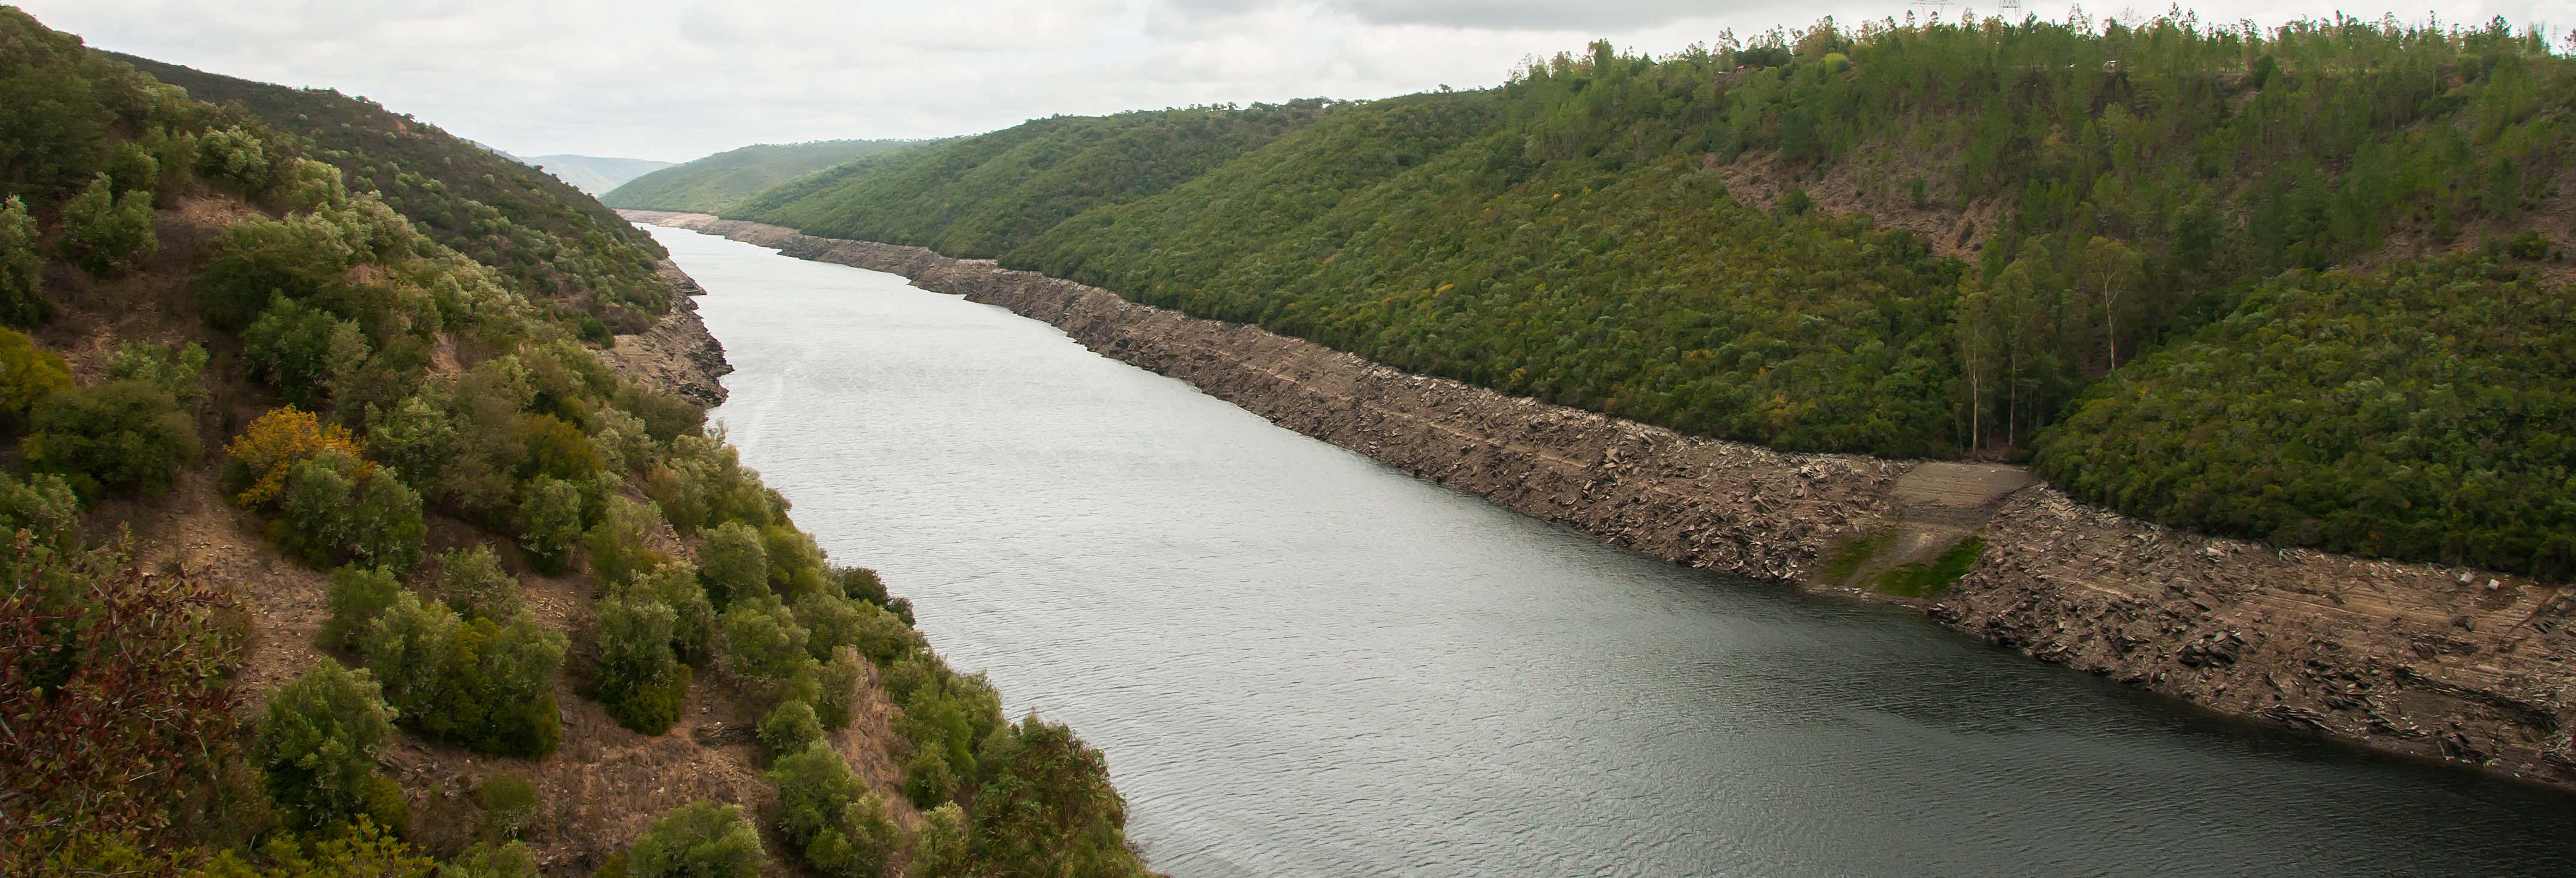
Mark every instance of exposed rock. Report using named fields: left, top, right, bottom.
left=622, top=210, right=2576, bottom=793
left=603, top=258, right=732, bottom=407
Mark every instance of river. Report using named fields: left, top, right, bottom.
left=648, top=224, right=2576, bottom=877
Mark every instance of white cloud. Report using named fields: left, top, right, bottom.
left=17, top=0, right=2559, bottom=162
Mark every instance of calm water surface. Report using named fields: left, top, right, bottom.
left=651, top=225, right=2576, bottom=877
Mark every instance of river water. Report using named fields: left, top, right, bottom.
left=650, top=225, right=2576, bottom=877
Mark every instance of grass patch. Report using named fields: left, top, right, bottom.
left=1873, top=535, right=1984, bottom=598
left=1815, top=529, right=1892, bottom=585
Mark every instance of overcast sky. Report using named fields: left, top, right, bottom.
left=23, top=0, right=2576, bottom=162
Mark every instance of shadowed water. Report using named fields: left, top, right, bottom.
left=652, top=224, right=2576, bottom=877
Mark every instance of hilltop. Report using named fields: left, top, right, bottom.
left=524, top=154, right=677, bottom=197
left=604, top=140, right=928, bottom=216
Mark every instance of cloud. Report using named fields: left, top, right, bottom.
left=16, top=0, right=2557, bottom=162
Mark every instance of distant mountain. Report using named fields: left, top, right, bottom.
left=525, top=154, right=676, bottom=196
left=604, top=139, right=925, bottom=214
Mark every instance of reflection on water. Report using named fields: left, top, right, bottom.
left=655, top=225, right=2576, bottom=877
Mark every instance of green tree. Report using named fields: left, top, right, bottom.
left=57, top=172, right=155, bottom=277
left=696, top=521, right=766, bottom=608
left=437, top=543, right=523, bottom=622
left=323, top=565, right=403, bottom=652
left=625, top=801, right=765, bottom=878
left=256, top=659, right=403, bottom=834
left=514, top=476, right=585, bottom=575
left=23, top=380, right=198, bottom=500
left=0, top=195, right=47, bottom=326
left=595, top=592, right=688, bottom=735
left=758, top=698, right=824, bottom=759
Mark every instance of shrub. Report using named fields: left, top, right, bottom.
left=272, top=449, right=425, bottom=572
left=831, top=566, right=887, bottom=606
left=762, top=525, right=828, bottom=598
left=0, top=472, right=77, bottom=546
left=793, top=592, right=862, bottom=662
left=0, top=327, right=69, bottom=430
left=366, top=393, right=455, bottom=492
left=193, top=816, right=431, bottom=877
left=908, top=804, right=972, bottom=878
left=194, top=213, right=360, bottom=330
left=442, top=841, right=539, bottom=878
left=970, top=714, right=1143, bottom=878
left=585, top=495, right=662, bottom=587
left=243, top=296, right=369, bottom=409
left=804, top=790, right=896, bottom=878
left=476, top=771, right=539, bottom=842
left=321, top=565, right=402, bottom=652
left=23, top=380, right=198, bottom=500
left=195, top=126, right=277, bottom=193
left=595, top=592, right=687, bottom=735
left=58, top=172, right=155, bottom=277
left=849, top=602, right=922, bottom=667
left=695, top=521, right=765, bottom=608
left=720, top=596, right=810, bottom=689
left=105, top=341, right=207, bottom=402
left=758, top=699, right=823, bottom=760
left=256, top=659, right=402, bottom=834
left=225, top=407, right=363, bottom=507
left=636, top=560, right=715, bottom=664
left=625, top=801, right=764, bottom=878
left=903, top=748, right=956, bottom=809
left=516, top=412, right=602, bottom=482
left=809, top=650, right=863, bottom=731
left=437, top=543, right=522, bottom=622
left=360, top=592, right=565, bottom=757
left=0, top=195, right=47, bottom=327
left=766, top=743, right=861, bottom=852
left=513, top=476, right=584, bottom=575
left=615, top=386, right=704, bottom=444
left=282, top=157, right=347, bottom=214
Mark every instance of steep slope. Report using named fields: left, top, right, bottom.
left=602, top=139, right=923, bottom=214
left=110, top=52, right=677, bottom=335
left=524, top=154, right=676, bottom=196
left=1, top=10, right=1149, bottom=877
left=732, top=18, right=2576, bottom=581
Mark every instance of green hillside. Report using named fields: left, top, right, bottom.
left=2, top=8, right=1147, bottom=874
left=602, top=139, right=924, bottom=214
left=111, top=53, right=675, bottom=336
left=737, top=18, right=2576, bottom=580
left=525, top=154, right=674, bottom=195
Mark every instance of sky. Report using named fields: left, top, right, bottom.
left=22, top=0, right=2576, bottom=163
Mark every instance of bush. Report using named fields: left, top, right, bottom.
left=831, top=566, right=887, bottom=606
left=195, top=126, right=277, bottom=193
left=193, top=213, right=360, bottom=330
left=476, top=771, right=539, bottom=842
left=809, top=650, right=863, bottom=731
left=970, top=714, right=1143, bottom=877
left=792, top=592, right=862, bottom=662
left=271, top=449, right=426, bottom=572
left=106, top=341, right=207, bottom=402
left=903, top=748, right=956, bottom=809
left=909, top=804, right=971, bottom=878
left=58, top=172, right=155, bottom=277
left=257, top=659, right=402, bottom=834
left=437, top=543, right=522, bottom=622
left=595, top=592, right=687, bottom=735
left=720, top=597, right=810, bottom=689
left=695, top=521, right=765, bottom=608
left=0, top=472, right=77, bottom=546
left=758, top=698, right=824, bottom=760
left=585, top=495, right=663, bottom=587
left=765, top=743, right=860, bottom=851
left=321, top=565, right=402, bottom=651
left=0, top=195, right=47, bottom=326
left=225, top=407, right=363, bottom=507
left=762, top=525, right=828, bottom=598
left=243, top=296, right=369, bottom=409
left=516, top=413, right=603, bottom=483
left=513, top=476, right=584, bottom=575
left=0, top=327, right=69, bottom=430
left=23, top=380, right=198, bottom=500
left=366, top=392, right=455, bottom=492
left=804, top=790, right=896, bottom=878
left=442, top=841, right=539, bottom=878
left=360, top=592, right=566, bottom=757
left=636, top=560, right=715, bottom=665
left=625, top=801, right=764, bottom=878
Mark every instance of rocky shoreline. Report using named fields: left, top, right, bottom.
left=621, top=208, right=2576, bottom=791
left=604, top=258, right=732, bottom=407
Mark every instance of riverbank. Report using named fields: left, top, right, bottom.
left=622, top=209, right=2576, bottom=790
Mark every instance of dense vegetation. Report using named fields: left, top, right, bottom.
left=112, top=53, right=677, bottom=337
left=601, top=139, right=926, bottom=214
left=736, top=15, right=2576, bottom=579
left=0, top=7, right=1145, bottom=874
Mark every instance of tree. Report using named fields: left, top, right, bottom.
left=758, top=698, right=824, bottom=759
left=57, top=173, right=154, bottom=277
left=720, top=596, right=810, bottom=689
left=514, top=476, right=585, bottom=575
left=23, top=380, right=199, bottom=500
left=323, top=565, right=403, bottom=652
left=586, top=495, right=663, bottom=587
left=595, top=592, right=688, bottom=735
left=625, top=801, right=765, bottom=878
left=0, top=327, right=68, bottom=431
left=243, top=297, right=369, bottom=410
left=636, top=560, right=715, bottom=665
left=437, top=543, right=523, bottom=622
left=696, top=521, right=765, bottom=608
left=256, top=659, right=402, bottom=834
left=971, top=714, right=1144, bottom=878
left=0, top=195, right=47, bottom=326
left=226, top=407, right=365, bottom=507
left=910, top=804, right=973, bottom=878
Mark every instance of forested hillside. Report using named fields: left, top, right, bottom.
left=111, top=53, right=676, bottom=340
left=603, top=139, right=923, bottom=214
left=734, top=15, right=2576, bottom=580
left=0, top=7, right=1147, bottom=876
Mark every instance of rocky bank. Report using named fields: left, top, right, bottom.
left=604, top=259, right=732, bottom=407
left=622, top=209, right=2576, bottom=791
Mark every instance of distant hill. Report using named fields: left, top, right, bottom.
left=524, top=154, right=675, bottom=195
left=604, top=139, right=925, bottom=214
